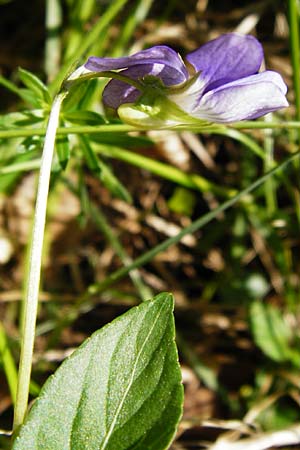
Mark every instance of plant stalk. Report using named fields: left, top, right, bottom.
left=2, top=121, right=300, bottom=141
left=13, top=91, right=67, bottom=430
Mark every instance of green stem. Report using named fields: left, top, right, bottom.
left=13, top=91, right=67, bottom=430
left=65, top=70, right=144, bottom=90
left=45, top=0, right=62, bottom=81
left=231, top=121, right=300, bottom=130
left=288, top=0, right=300, bottom=123
left=263, top=114, right=277, bottom=215
left=2, top=121, right=300, bottom=140
left=288, top=0, right=300, bottom=233
left=0, top=124, right=135, bottom=139
left=87, top=150, right=300, bottom=295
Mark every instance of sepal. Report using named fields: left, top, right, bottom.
left=118, top=94, right=212, bottom=130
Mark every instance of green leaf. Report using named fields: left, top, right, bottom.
left=18, top=68, right=51, bottom=106
left=0, top=149, right=39, bottom=193
left=0, top=74, right=44, bottom=108
left=13, top=293, right=183, bottom=450
left=249, top=301, right=297, bottom=364
left=56, top=135, right=70, bottom=170
left=0, top=110, right=44, bottom=128
left=64, top=110, right=106, bottom=125
left=62, top=78, right=99, bottom=112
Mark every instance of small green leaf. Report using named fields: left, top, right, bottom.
left=0, top=148, right=38, bottom=193
left=0, top=73, right=43, bottom=108
left=56, top=135, right=70, bottom=170
left=18, top=89, right=43, bottom=108
left=0, top=110, right=44, bottom=128
left=64, top=110, right=106, bottom=125
left=13, top=293, right=183, bottom=450
left=249, top=301, right=295, bottom=363
left=18, top=68, right=51, bottom=106
left=63, top=78, right=99, bottom=111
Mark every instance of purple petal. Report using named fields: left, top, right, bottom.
left=186, top=34, right=264, bottom=91
left=102, top=79, right=140, bottom=110
left=189, top=71, right=288, bottom=123
left=102, top=62, right=188, bottom=109
left=85, top=45, right=188, bottom=84
left=102, top=66, right=147, bottom=109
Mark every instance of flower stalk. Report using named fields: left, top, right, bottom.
left=13, top=91, right=67, bottom=430
left=3, top=121, right=300, bottom=142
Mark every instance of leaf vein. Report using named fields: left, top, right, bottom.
left=100, top=301, right=168, bottom=449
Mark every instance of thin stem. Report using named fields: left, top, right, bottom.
left=2, top=121, right=300, bottom=141
left=231, top=121, right=300, bottom=130
left=263, top=113, right=277, bottom=215
left=288, top=0, right=300, bottom=123
left=288, top=0, right=300, bottom=232
left=0, top=124, right=135, bottom=139
left=45, top=0, right=62, bottom=81
left=65, top=70, right=144, bottom=91
left=13, top=91, right=67, bottom=430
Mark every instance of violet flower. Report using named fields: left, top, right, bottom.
left=80, top=33, right=288, bottom=128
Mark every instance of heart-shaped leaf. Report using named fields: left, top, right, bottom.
left=13, top=293, right=183, bottom=450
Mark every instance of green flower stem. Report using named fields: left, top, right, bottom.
left=231, top=121, right=300, bottom=130
left=0, top=124, right=135, bottom=139
left=288, top=0, right=300, bottom=218
left=288, top=0, right=300, bottom=123
left=13, top=91, right=67, bottom=430
left=66, top=70, right=144, bottom=91
left=263, top=114, right=277, bottom=215
left=1, top=121, right=300, bottom=141
left=87, top=150, right=300, bottom=296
